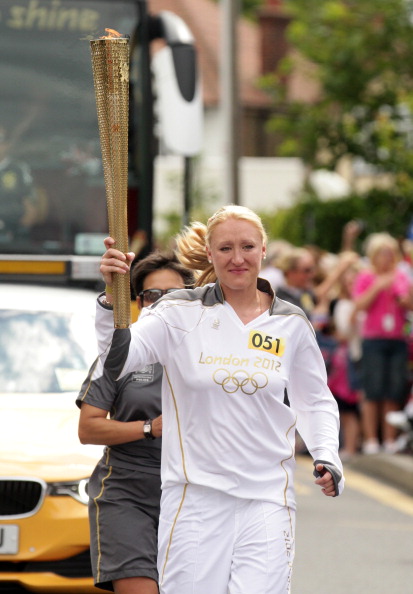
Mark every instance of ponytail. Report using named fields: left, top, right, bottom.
left=175, top=222, right=216, bottom=286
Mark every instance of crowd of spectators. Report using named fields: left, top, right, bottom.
left=260, top=221, right=413, bottom=461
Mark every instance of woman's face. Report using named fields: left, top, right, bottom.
left=138, top=268, right=185, bottom=308
left=342, top=267, right=357, bottom=297
left=288, top=254, right=315, bottom=289
left=373, top=246, right=397, bottom=272
left=206, top=218, right=265, bottom=292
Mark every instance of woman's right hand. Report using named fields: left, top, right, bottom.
left=374, top=272, right=395, bottom=292
left=100, top=236, right=135, bottom=287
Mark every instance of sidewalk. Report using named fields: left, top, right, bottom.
left=347, top=452, right=413, bottom=496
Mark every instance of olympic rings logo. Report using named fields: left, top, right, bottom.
left=213, top=368, right=268, bottom=395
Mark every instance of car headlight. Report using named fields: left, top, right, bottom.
left=48, top=478, right=89, bottom=504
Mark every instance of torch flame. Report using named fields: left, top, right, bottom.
left=100, top=28, right=123, bottom=39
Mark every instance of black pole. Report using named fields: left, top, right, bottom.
left=221, top=0, right=240, bottom=205
left=131, top=0, right=154, bottom=253
left=183, top=156, right=192, bottom=227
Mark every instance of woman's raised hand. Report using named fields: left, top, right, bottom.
left=100, top=236, right=135, bottom=287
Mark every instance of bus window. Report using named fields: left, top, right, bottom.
left=0, top=0, right=141, bottom=256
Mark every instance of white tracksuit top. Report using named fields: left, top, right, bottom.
left=96, top=280, right=344, bottom=509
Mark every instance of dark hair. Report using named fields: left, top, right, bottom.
left=131, top=250, right=194, bottom=299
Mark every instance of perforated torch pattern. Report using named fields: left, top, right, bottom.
left=90, top=37, right=130, bottom=328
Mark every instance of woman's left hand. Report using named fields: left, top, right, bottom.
left=314, top=463, right=337, bottom=497
left=151, top=414, right=163, bottom=438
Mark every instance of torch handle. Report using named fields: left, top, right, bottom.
left=90, top=37, right=131, bottom=328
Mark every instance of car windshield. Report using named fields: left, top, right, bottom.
left=0, top=309, right=96, bottom=393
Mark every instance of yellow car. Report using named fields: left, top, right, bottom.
left=0, top=283, right=102, bottom=593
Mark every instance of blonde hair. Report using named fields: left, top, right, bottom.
left=265, top=239, right=293, bottom=267
left=175, top=205, right=267, bottom=287
left=364, top=232, right=401, bottom=264
left=278, top=247, right=313, bottom=274
left=175, top=221, right=214, bottom=286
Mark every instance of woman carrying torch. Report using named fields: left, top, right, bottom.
left=94, top=205, right=344, bottom=594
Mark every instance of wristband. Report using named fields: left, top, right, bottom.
left=99, top=292, right=113, bottom=308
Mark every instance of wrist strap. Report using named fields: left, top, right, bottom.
left=99, top=293, right=113, bottom=308
left=143, top=419, right=155, bottom=440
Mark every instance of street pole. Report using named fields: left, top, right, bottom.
left=220, top=0, right=240, bottom=205
left=134, top=0, right=154, bottom=252
left=183, top=156, right=192, bottom=227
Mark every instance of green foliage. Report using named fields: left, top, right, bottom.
left=240, top=0, right=265, bottom=19
left=259, top=193, right=364, bottom=252
left=261, top=0, right=413, bottom=251
left=260, top=189, right=413, bottom=253
left=210, top=0, right=265, bottom=20
left=270, top=0, right=413, bottom=173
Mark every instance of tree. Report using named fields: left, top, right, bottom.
left=264, top=0, right=413, bottom=245
left=241, top=0, right=265, bottom=19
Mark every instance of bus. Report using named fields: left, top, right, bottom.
left=0, top=0, right=156, bottom=285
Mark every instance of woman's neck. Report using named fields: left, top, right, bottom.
left=221, top=285, right=269, bottom=324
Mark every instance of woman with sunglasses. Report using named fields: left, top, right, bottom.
left=77, top=251, right=194, bottom=594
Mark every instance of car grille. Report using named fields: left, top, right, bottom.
left=0, top=479, right=45, bottom=518
left=0, top=550, right=93, bottom=579
left=0, top=585, right=27, bottom=593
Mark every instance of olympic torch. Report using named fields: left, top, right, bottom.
left=90, top=29, right=130, bottom=328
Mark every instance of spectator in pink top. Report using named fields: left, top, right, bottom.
left=353, top=232, right=413, bottom=454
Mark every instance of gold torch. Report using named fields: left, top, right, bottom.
left=90, top=29, right=130, bottom=328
